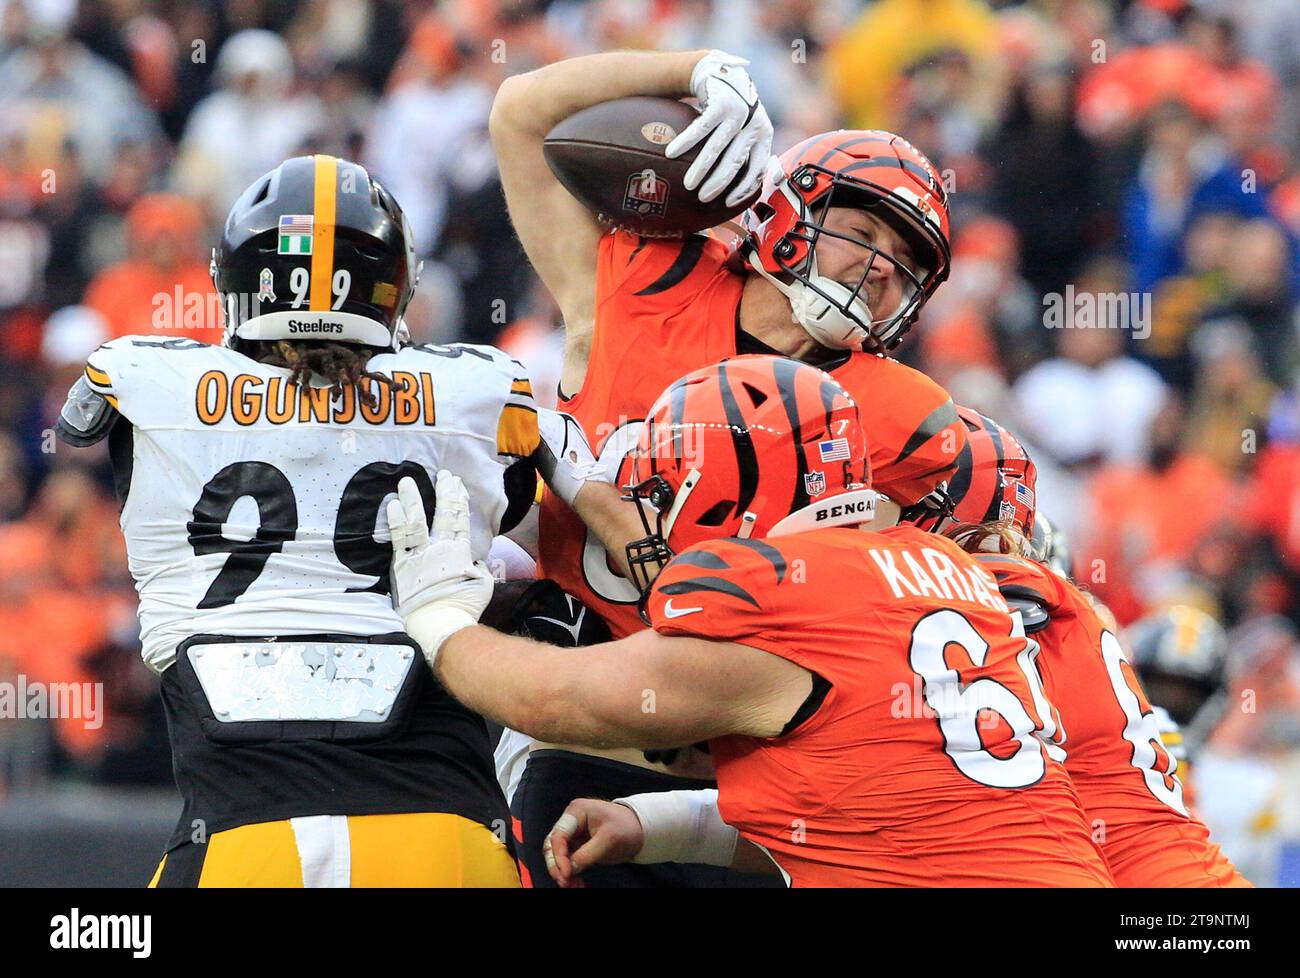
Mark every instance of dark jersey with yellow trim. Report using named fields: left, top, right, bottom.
left=56, top=336, right=536, bottom=846
left=537, top=228, right=965, bottom=641
left=159, top=632, right=508, bottom=851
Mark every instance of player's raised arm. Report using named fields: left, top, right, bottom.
left=490, top=51, right=703, bottom=324
left=491, top=51, right=772, bottom=382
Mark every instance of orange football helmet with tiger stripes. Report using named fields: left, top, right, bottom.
left=910, top=405, right=1037, bottom=545
left=622, top=355, right=875, bottom=600
left=738, top=129, right=951, bottom=351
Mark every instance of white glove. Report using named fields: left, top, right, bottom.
left=534, top=408, right=610, bottom=508
left=387, top=471, right=494, bottom=666
left=666, top=50, right=773, bottom=207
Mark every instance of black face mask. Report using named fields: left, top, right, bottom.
left=622, top=474, right=678, bottom=624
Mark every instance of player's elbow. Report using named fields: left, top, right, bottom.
left=489, top=72, right=542, bottom=140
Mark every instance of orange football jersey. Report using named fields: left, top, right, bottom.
left=975, top=553, right=1248, bottom=887
left=538, top=229, right=965, bottom=639
left=646, top=525, right=1114, bottom=887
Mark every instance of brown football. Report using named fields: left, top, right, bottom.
left=543, top=96, right=761, bottom=237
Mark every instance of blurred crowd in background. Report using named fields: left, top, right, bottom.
left=2, top=0, right=1300, bottom=883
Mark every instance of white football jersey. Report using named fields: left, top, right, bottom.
left=67, top=336, right=538, bottom=673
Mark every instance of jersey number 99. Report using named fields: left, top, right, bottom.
left=186, top=459, right=435, bottom=607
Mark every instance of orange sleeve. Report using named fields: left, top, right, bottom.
left=647, top=538, right=781, bottom=644
left=974, top=552, right=1069, bottom=615
left=647, top=536, right=838, bottom=739
left=596, top=229, right=713, bottom=305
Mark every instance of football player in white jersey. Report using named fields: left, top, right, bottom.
left=56, top=155, right=536, bottom=887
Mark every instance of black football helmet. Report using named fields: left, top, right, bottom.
left=213, top=154, right=419, bottom=350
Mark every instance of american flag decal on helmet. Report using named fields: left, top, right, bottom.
left=818, top=438, right=852, bottom=463
left=278, top=214, right=314, bottom=255
left=1015, top=481, right=1035, bottom=510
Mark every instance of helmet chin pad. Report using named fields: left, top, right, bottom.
left=785, top=277, right=870, bottom=350
left=750, top=248, right=915, bottom=352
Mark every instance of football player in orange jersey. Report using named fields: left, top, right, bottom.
left=387, top=357, right=1114, bottom=888
left=491, top=49, right=965, bottom=883
left=918, top=408, right=1249, bottom=886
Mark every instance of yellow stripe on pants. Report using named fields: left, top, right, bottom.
left=147, top=812, right=520, bottom=888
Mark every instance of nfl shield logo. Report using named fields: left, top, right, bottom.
left=804, top=471, right=827, bottom=497
left=624, top=169, right=669, bottom=216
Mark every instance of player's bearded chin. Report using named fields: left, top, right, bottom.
left=858, top=333, right=886, bottom=355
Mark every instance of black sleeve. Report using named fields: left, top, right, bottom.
left=499, top=456, right=537, bottom=535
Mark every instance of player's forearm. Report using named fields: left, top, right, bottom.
left=614, top=788, right=781, bottom=876
left=572, top=481, right=640, bottom=578
left=435, top=626, right=643, bottom=747
left=435, top=625, right=718, bottom=749
left=436, top=626, right=562, bottom=736
left=490, top=50, right=707, bottom=139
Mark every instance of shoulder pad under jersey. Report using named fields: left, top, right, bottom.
left=1001, top=585, right=1052, bottom=634
left=56, top=374, right=120, bottom=446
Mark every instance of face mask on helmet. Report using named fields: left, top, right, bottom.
left=619, top=355, right=876, bottom=616
left=1027, top=511, right=1074, bottom=579
left=899, top=480, right=956, bottom=532
left=754, top=174, right=930, bottom=350
left=739, top=132, right=951, bottom=353
left=213, top=154, right=420, bottom=352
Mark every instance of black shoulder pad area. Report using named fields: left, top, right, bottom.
left=1000, top=584, right=1052, bottom=634
left=56, top=376, right=120, bottom=447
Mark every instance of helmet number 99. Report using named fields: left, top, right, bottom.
left=286, top=268, right=351, bottom=311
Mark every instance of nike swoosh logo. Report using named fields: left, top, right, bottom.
left=663, top=600, right=704, bottom=619
left=533, top=599, right=586, bottom=645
